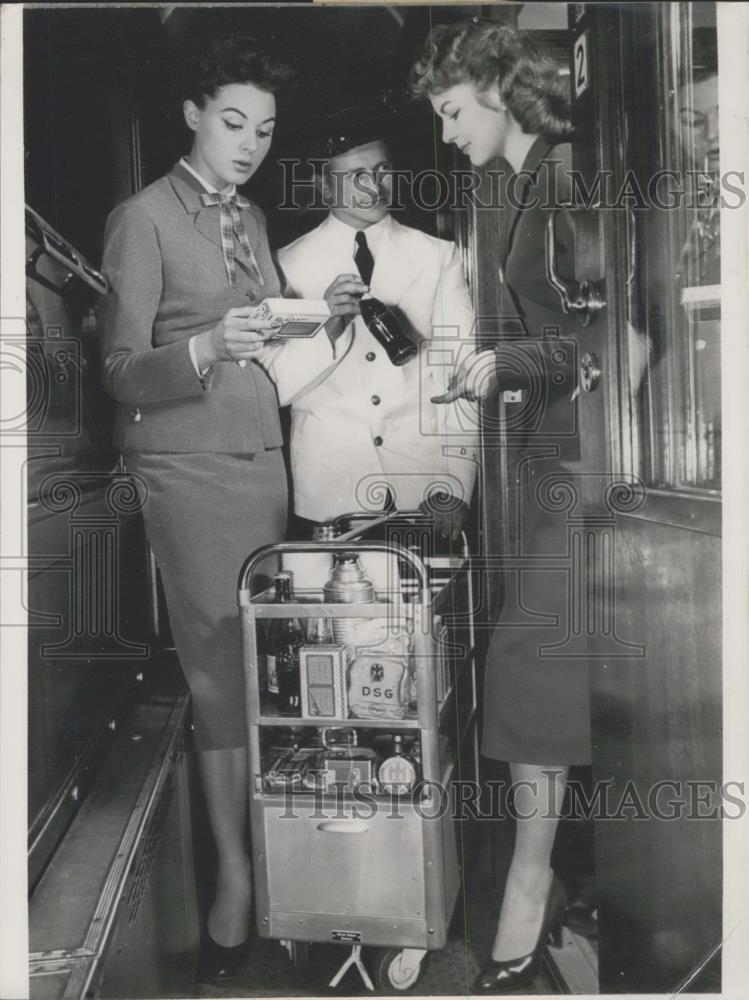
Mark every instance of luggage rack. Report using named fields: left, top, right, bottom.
left=238, top=512, right=478, bottom=992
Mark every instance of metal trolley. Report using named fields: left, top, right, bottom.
left=238, top=514, right=478, bottom=992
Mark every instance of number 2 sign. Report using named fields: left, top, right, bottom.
left=574, top=31, right=590, bottom=98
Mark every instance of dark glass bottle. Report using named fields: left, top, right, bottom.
left=359, top=295, right=418, bottom=367
left=266, top=573, right=289, bottom=699
left=267, top=572, right=304, bottom=715
left=276, top=643, right=304, bottom=716
left=377, top=733, right=418, bottom=795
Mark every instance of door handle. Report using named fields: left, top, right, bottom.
left=545, top=206, right=606, bottom=326
left=316, top=819, right=369, bottom=834
left=580, top=351, right=602, bottom=392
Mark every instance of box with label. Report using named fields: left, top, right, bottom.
left=347, top=653, right=410, bottom=720
left=253, top=297, right=330, bottom=338
left=299, top=644, right=348, bottom=719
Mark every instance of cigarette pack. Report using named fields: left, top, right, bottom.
left=253, top=297, right=331, bottom=338
left=299, top=643, right=348, bottom=719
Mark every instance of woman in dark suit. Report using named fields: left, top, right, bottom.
left=411, top=21, right=585, bottom=993
left=101, top=35, right=361, bottom=982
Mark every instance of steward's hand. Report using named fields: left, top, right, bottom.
left=323, top=274, right=368, bottom=319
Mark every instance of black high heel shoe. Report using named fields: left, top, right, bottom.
left=196, top=932, right=249, bottom=985
left=472, top=876, right=566, bottom=994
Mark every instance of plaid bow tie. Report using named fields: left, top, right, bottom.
left=200, top=191, right=264, bottom=288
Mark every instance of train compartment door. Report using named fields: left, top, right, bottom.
left=567, top=3, right=726, bottom=992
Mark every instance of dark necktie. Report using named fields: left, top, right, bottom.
left=354, top=230, right=375, bottom=285
left=200, top=191, right=264, bottom=288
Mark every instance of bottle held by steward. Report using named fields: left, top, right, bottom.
left=359, top=294, right=418, bottom=367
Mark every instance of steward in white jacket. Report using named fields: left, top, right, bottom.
left=277, top=134, right=478, bottom=539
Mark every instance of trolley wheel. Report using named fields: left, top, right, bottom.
left=371, top=947, right=427, bottom=993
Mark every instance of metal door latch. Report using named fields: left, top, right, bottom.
left=545, top=206, right=606, bottom=325
left=580, top=352, right=602, bottom=392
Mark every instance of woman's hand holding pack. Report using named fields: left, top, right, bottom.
left=194, top=305, right=282, bottom=369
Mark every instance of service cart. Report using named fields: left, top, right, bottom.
left=238, top=514, right=478, bottom=992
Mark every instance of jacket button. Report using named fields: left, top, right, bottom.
left=366, top=352, right=376, bottom=362
left=129, top=408, right=142, bottom=423
left=245, top=289, right=257, bottom=303
left=371, top=395, right=381, bottom=406
left=373, top=436, right=383, bottom=446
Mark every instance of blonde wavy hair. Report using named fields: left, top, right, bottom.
left=409, top=19, right=572, bottom=140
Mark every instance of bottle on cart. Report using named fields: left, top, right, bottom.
left=306, top=615, right=335, bottom=645
left=277, top=640, right=305, bottom=716
left=266, top=572, right=304, bottom=714
left=266, top=572, right=290, bottom=699
left=323, top=553, right=376, bottom=647
left=312, top=523, right=338, bottom=543
left=377, top=733, right=418, bottom=795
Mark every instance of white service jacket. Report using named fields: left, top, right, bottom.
left=277, top=214, right=479, bottom=522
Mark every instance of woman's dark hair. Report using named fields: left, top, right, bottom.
left=409, top=20, right=572, bottom=140
left=183, top=34, right=293, bottom=106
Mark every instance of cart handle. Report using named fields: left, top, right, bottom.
left=331, top=508, right=470, bottom=557
left=237, top=538, right=432, bottom=619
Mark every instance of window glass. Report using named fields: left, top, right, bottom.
left=623, top=3, right=720, bottom=492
